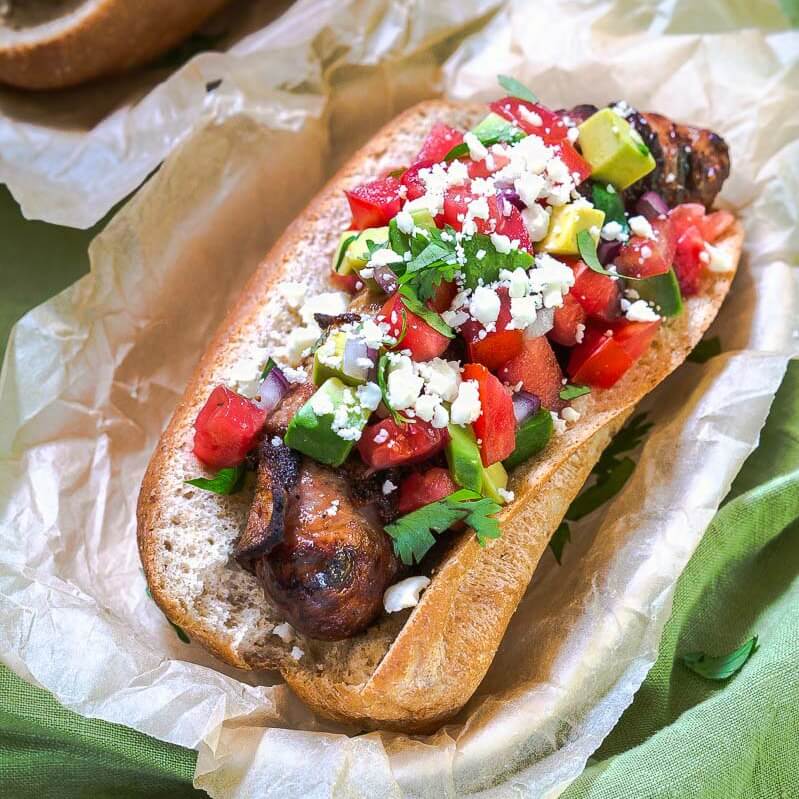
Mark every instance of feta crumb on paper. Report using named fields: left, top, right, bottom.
left=383, top=576, right=431, bottom=613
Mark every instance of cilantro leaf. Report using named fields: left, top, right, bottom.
left=405, top=241, right=452, bottom=274
left=384, top=488, right=501, bottom=565
left=497, top=74, right=539, bottom=104
left=565, top=456, right=635, bottom=521
left=688, top=336, right=722, bottom=364
left=260, top=356, right=278, bottom=380
left=549, top=522, right=571, bottom=564
left=334, top=234, right=358, bottom=274
left=682, top=636, right=759, bottom=681
left=460, top=233, right=533, bottom=289
left=560, top=384, right=591, bottom=401
left=185, top=466, right=245, bottom=495
left=398, top=286, right=455, bottom=339
left=577, top=229, right=617, bottom=277
left=444, top=118, right=525, bottom=161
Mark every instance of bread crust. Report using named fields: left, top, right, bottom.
left=0, top=0, right=230, bottom=90
left=137, top=99, right=743, bottom=731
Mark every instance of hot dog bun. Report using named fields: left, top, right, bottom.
left=137, top=100, right=743, bottom=731
left=0, top=0, right=230, bottom=90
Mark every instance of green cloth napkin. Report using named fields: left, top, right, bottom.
left=1, top=185, right=796, bottom=797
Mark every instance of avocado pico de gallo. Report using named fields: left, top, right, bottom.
left=188, top=76, right=735, bottom=641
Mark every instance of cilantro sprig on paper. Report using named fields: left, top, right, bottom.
left=385, top=489, right=501, bottom=565
left=549, top=413, right=653, bottom=563
left=682, top=636, right=759, bottom=681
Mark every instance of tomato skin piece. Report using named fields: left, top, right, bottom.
left=398, top=467, right=458, bottom=514
left=400, top=160, right=433, bottom=201
left=673, top=223, right=706, bottom=296
left=358, top=418, right=449, bottom=471
left=567, top=320, right=661, bottom=389
left=497, top=337, right=565, bottom=411
left=428, top=280, right=457, bottom=314
left=553, top=141, right=591, bottom=185
left=345, top=177, right=402, bottom=230
left=415, top=123, right=464, bottom=163
left=614, top=216, right=676, bottom=279
left=569, top=259, right=622, bottom=322
left=380, top=294, right=450, bottom=362
left=462, top=363, right=516, bottom=465
left=193, top=386, right=267, bottom=469
left=489, top=97, right=568, bottom=143
left=461, top=287, right=525, bottom=371
left=549, top=292, right=587, bottom=347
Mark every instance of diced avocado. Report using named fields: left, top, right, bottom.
left=331, top=230, right=359, bottom=275
left=540, top=202, right=605, bottom=255
left=503, top=409, right=554, bottom=470
left=340, top=226, right=390, bottom=275
left=470, top=112, right=526, bottom=146
left=578, top=108, right=656, bottom=190
left=590, top=182, right=629, bottom=233
left=634, top=269, right=684, bottom=317
left=445, top=424, right=483, bottom=494
left=482, top=461, right=509, bottom=504
left=284, top=378, right=372, bottom=467
left=312, top=330, right=370, bottom=387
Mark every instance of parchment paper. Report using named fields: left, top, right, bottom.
left=1, top=1, right=798, bottom=797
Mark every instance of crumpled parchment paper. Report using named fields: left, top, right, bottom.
left=1, top=1, right=798, bottom=797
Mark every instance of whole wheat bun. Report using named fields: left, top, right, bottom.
left=0, top=0, right=230, bottom=89
left=137, top=100, right=743, bottom=732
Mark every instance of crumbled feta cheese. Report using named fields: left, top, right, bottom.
left=442, top=308, right=469, bottom=328
left=567, top=126, right=580, bottom=144
left=368, top=248, right=404, bottom=267
left=417, top=358, right=462, bottom=402
left=272, top=622, right=294, bottom=643
left=282, top=366, right=307, bottom=384
left=356, top=381, right=382, bottom=411
left=514, top=173, right=545, bottom=206
left=382, top=479, right=397, bottom=495
left=490, top=232, right=512, bottom=254
left=704, top=242, right=735, bottom=273
left=509, top=295, right=538, bottom=329
left=519, top=105, right=543, bottom=127
left=450, top=379, right=482, bottom=425
left=464, top=131, right=488, bottom=160
left=612, top=100, right=634, bottom=118
left=373, top=427, right=389, bottom=445
left=530, top=253, right=576, bottom=308
left=624, top=299, right=660, bottom=322
left=628, top=215, right=655, bottom=239
left=551, top=411, right=567, bottom=435
left=280, top=282, right=306, bottom=310
left=522, top=203, right=551, bottom=242
left=310, top=388, right=334, bottom=416
left=475, top=249, right=486, bottom=260
left=446, top=159, right=470, bottom=186
left=575, top=322, right=586, bottom=343
left=497, top=487, right=515, bottom=503
left=383, top=576, right=431, bottom=614
left=468, top=196, right=490, bottom=220
left=503, top=266, right=530, bottom=298
left=414, top=393, right=444, bottom=424
left=601, top=220, right=627, bottom=242
left=290, top=646, right=304, bottom=660
left=469, top=286, right=501, bottom=326
left=395, top=210, right=414, bottom=234
left=286, top=323, right=321, bottom=365
left=561, top=407, right=581, bottom=423
left=386, top=355, right=424, bottom=409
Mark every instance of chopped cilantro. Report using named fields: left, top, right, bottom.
left=384, top=489, right=501, bottom=565
left=260, top=356, right=278, bottom=379
left=577, top=229, right=617, bottom=277
left=559, top=384, right=591, bottom=401
left=398, top=286, right=455, bottom=339
left=682, top=636, right=759, bottom=681
left=497, top=74, right=539, bottom=104
left=185, top=466, right=245, bottom=495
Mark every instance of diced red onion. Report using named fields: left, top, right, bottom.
left=254, top=367, right=289, bottom=412
left=636, top=191, right=669, bottom=221
left=523, top=307, right=554, bottom=339
left=343, top=336, right=372, bottom=381
left=365, top=346, right=379, bottom=383
left=498, top=186, right=525, bottom=211
left=598, top=239, right=622, bottom=265
left=373, top=264, right=399, bottom=295
left=512, top=391, right=541, bottom=424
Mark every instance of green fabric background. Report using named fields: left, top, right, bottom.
left=1, top=165, right=797, bottom=795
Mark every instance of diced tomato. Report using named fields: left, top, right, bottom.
left=489, top=97, right=568, bottom=143
left=567, top=320, right=660, bottom=389
left=345, top=177, right=402, bottom=230
left=549, top=292, right=587, bottom=347
left=398, top=467, right=458, bottom=514
left=415, top=123, right=464, bottom=164
left=428, top=280, right=457, bottom=314
left=400, top=160, right=432, bottom=201
left=465, top=150, right=511, bottom=179
left=569, top=259, right=622, bottom=322
left=462, top=363, right=516, bottom=465
left=701, top=210, right=735, bottom=243
left=329, top=270, right=361, bottom=293
left=193, top=386, right=266, bottom=470
left=461, top=287, right=525, bottom=371
left=553, top=141, right=591, bottom=185
left=497, top=337, right=565, bottom=411
left=380, top=294, right=450, bottom=361
left=442, top=189, right=532, bottom=252
left=614, top=216, right=676, bottom=279
left=358, top=418, right=448, bottom=471
left=673, top=224, right=706, bottom=296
